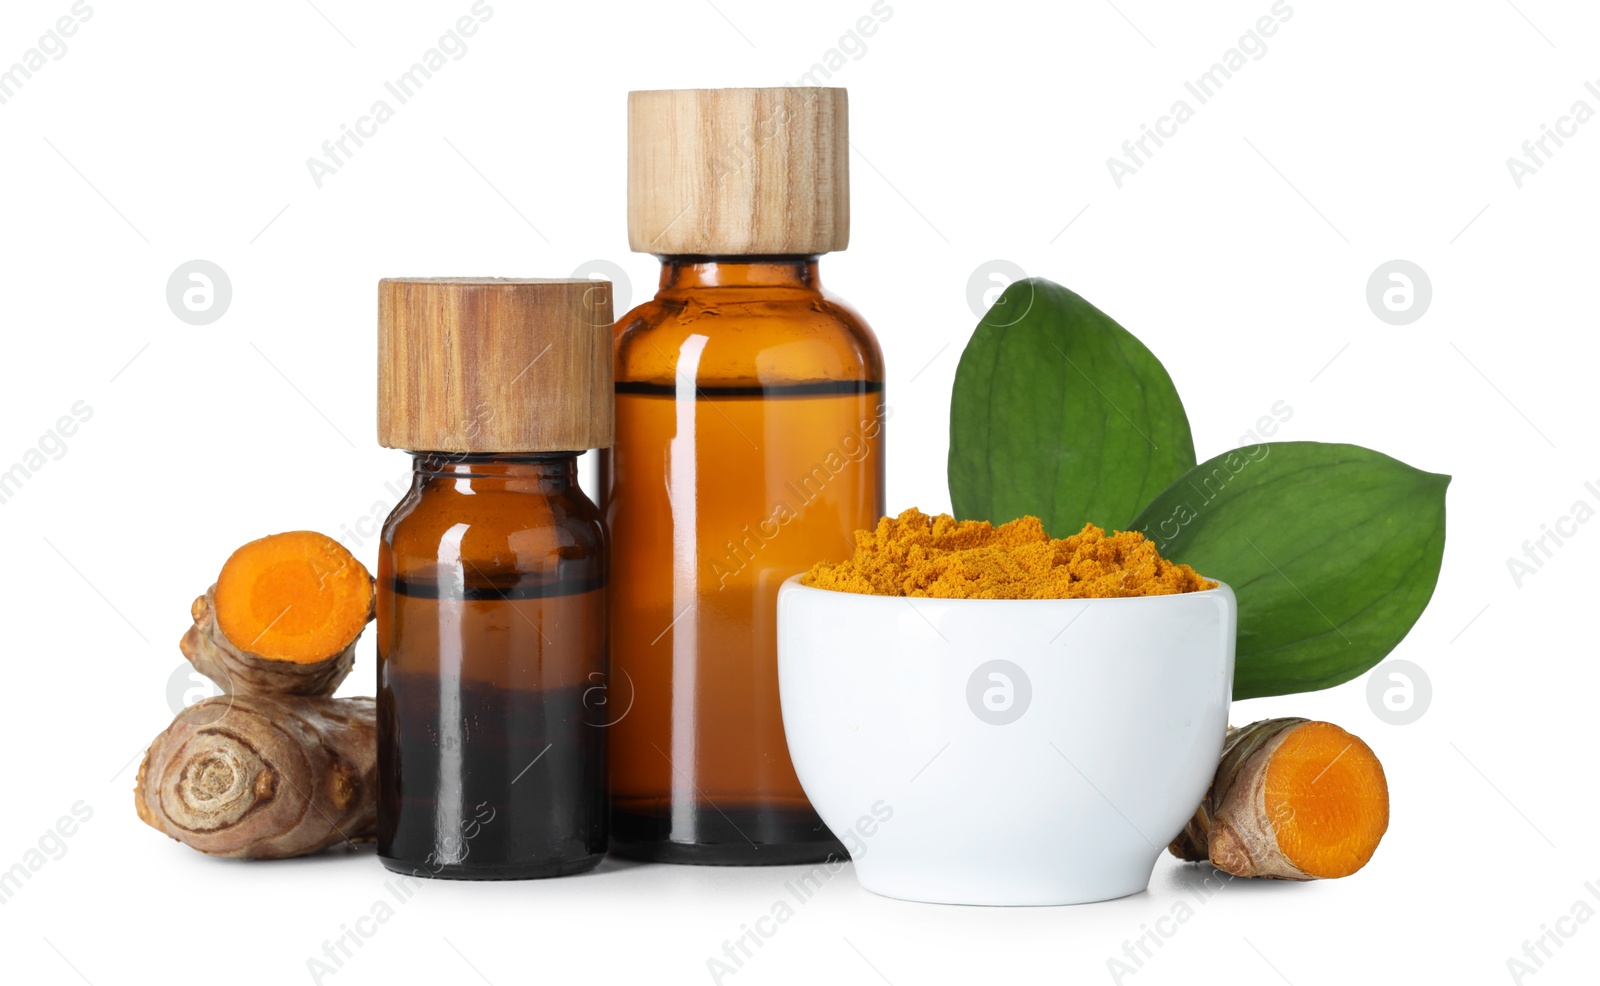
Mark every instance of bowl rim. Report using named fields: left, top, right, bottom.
left=777, top=572, right=1233, bottom=606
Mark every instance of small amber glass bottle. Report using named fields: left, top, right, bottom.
left=376, top=278, right=614, bottom=879
left=604, top=89, right=887, bottom=864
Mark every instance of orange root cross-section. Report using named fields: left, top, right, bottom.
left=1170, top=718, right=1390, bottom=880
left=181, top=531, right=374, bottom=697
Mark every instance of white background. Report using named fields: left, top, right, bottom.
left=0, top=0, right=1594, bottom=983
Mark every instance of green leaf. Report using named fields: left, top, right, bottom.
left=949, top=277, right=1196, bottom=536
left=1129, top=442, right=1450, bottom=700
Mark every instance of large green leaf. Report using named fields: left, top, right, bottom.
left=949, top=277, right=1196, bottom=535
left=1129, top=442, right=1449, bottom=699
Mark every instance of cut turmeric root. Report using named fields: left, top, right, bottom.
left=1170, top=718, right=1389, bottom=880
left=181, top=531, right=374, bottom=697
left=136, top=693, right=377, bottom=858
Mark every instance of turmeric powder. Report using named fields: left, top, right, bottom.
left=801, top=508, right=1214, bottom=599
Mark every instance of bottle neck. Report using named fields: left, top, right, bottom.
left=409, top=452, right=579, bottom=494
left=656, top=256, right=822, bottom=293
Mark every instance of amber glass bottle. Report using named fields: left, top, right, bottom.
left=375, top=278, right=614, bottom=879
left=604, top=89, right=886, bottom=864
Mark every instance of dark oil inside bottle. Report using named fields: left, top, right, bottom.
left=379, top=575, right=607, bottom=879
left=377, top=454, right=609, bottom=880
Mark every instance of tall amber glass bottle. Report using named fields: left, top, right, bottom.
left=376, top=278, right=614, bottom=879
left=603, top=88, right=887, bottom=864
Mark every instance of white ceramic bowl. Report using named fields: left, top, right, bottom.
left=776, top=577, right=1235, bottom=906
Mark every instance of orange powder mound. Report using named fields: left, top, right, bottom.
left=800, top=508, right=1215, bottom=600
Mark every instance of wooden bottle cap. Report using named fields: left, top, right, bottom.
left=628, top=87, right=850, bottom=256
left=377, top=278, right=614, bottom=452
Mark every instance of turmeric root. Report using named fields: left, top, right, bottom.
left=181, top=531, right=374, bottom=697
left=1170, top=718, right=1389, bottom=880
left=136, top=693, right=377, bottom=858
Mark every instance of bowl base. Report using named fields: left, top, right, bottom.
left=855, top=859, right=1158, bottom=907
